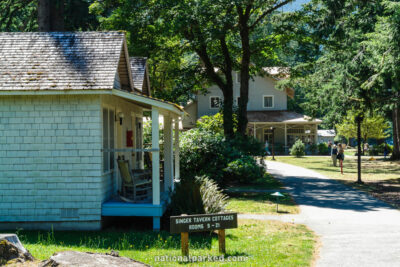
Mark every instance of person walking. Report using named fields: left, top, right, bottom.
left=384, top=143, right=389, bottom=159
left=337, top=143, right=345, bottom=174
left=331, top=144, right=338, bottom=167
left=265, top=139, right=270, bottom=155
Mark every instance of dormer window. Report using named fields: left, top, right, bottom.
left=210, top=96, right=222, bottom=109
left=263, top=95, right=274, bottom=108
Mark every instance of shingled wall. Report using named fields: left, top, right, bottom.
left=0, top=95, right=103, bottom=230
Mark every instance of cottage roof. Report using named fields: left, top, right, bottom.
left=247, top=110, right=322, bottom=123
left=130, top=57, right=147, bottom=90
left=318, top=129, right=336, bottom=137
left=0, top=31, right=129, bottom=91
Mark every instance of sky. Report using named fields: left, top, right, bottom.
left=282, top=0, right=311, bottom=11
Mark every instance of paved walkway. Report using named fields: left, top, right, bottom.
left=241, top=160, right=400, bottom=267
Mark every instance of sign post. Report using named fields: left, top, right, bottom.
left=170, top=213, right=237, bottom=256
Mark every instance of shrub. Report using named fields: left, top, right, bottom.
left=179, top=129, right=226, bottom=184
left=223, top=155, right=265, bottom=183
left=179, top=128, right=266, bottom=186
left=308, top=143, right=318, bottom=155
left=290, top=140, right=305, bottom=157
left=168, top=176, right=228, bottom=215
left=317, top=143, right=329, bottom=155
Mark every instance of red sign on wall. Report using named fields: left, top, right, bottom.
left=126, top=130, right=133, bottom=147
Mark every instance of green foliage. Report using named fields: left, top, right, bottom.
left=196, top=112, right=238, bottom=135
left=336, top=113, right=390, bottom=142
left=317, top=143, right=329, bottom=155
left=179, top=127, right=266, bottom=186
left=142, top=120, right=164, bottom=149
left=307, top=143, right=318, bottom=155
left=168, top=175, right=228, bottom=216
left=0, top=0, right=98, bottom=32
left=224, top=156, right=265, bottom=184
left=290, top=140, right=305, bottom=157
left=368, top=143, right=393, bottom=156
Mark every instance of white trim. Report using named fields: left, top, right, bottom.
left=209, top=96, right=222, bottom=109
left=0, top=89, right=183, bottom=116
left=263, top=95, right=274, bottom=108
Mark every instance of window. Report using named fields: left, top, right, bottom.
left=210, top=96, right=222, bottom=109
left=236, top=72, right=241, bottom=83
left=236, top=97, right=241, bottom=106
left=263, top=96, right=274, bottom=108
left=103, top=108, right=115, bottom=172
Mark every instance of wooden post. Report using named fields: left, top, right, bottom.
left=218, top=229, right=226, bottom=254
left=164, top=116, right=173, bottom=192
left=181, top=232, right=189, bottom=257
left=152, top=107, right=160, bottom=205
left=174, top=119, right=180, bottom=186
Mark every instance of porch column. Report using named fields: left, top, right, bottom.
left=314, top=124, right=318, bottom=144
left=164, top=116, right=174, bottom=193
left=174, top=118, right=180, bottom=186
left=151, top=107, right=160, bottom=206
left=253, top=123, right=256, bottom=138
left=284, top=124, right=288, bottom=155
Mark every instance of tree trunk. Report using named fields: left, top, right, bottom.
left=38, top=0, right=64, bottom=31
left=222, top=87, right=234, bottom=138
left=237, top=18, right=251, bottom=136
left=50, top=0, right=64, bottom=31
left=38, top=0, right=50, bottom=31
left=392, top=106, right=400, bottom=160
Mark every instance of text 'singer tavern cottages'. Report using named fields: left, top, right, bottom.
left=0, top=32, right=183, bottom=230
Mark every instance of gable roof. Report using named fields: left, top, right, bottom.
left=0, top=31, right=131, bottom=91
left=130, top=57, right=147, bottom=89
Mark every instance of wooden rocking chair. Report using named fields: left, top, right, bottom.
left=118, top=160, right=152, bottom=202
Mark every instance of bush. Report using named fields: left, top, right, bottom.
left=290, top=140, right=305, bottom=157
left=368, top=143, right=393, bottom=156
left=180, top=128, right=266, bottom=186
left=223, top=155, right=265, bottom=183
left=307, top=143, right=318, bottom=155
left=168, top=176, right=228, bottom=215
left=317, top=143, right=329, bottom=155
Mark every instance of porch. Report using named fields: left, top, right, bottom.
left=100, top=90, right=182, bottom=230
left=247, top=111, right=322, bottom=154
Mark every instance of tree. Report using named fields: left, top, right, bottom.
left=91, top=0, right=295, bottom=138
left=336, top=113, right=390, bottom=153
left=0, top=0, right=98, bottom=32
left=360, top=1, right=400, bottom=159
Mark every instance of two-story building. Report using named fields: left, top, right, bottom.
left=183, top=68, right=321, bottom=153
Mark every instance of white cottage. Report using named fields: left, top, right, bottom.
left=0, top=32, right=182, bottom=230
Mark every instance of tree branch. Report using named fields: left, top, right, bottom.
left=249, top=0, right=294, bottom=30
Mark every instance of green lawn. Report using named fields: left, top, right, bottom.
left=275, top=155, right=400, bottom=182
left=225, top=172, right=283, bottom=191
left=224, top=172, right=299, bottom=215
left=226, top=192, right=299, bottom=215
left=15, top=219, right=316, bottom=266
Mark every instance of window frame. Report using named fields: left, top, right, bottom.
left=236, top=72, right=241, bottom=84
left=263, top=95, right=274, bottom=108
left=102, top=105, right=116, bottom=174
left=209, top=96, right=222, bottom=109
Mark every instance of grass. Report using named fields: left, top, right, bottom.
left=226, top=192, right=299, bottom=215
left=224, top=171, right=299, bottom=215
left=225, top=172, right=283, bottom=191
left=12, top=219, right=316, bottom=267
left=275, top=155, right=400, bottom=182
left=275, top=155, right=400, bottom=209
